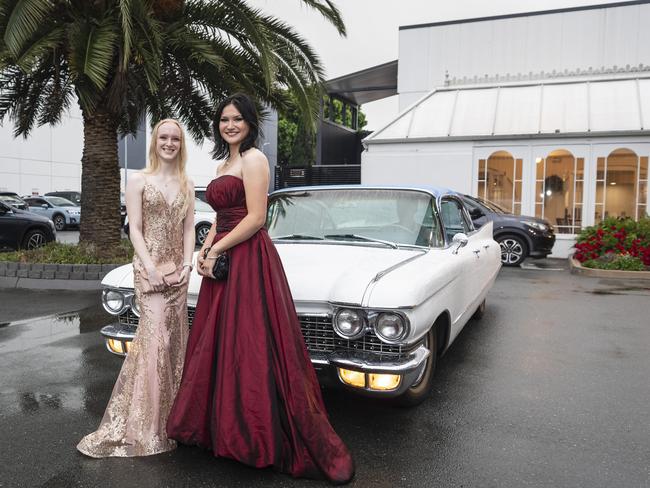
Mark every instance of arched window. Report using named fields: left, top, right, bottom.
left=477, top=151, right=522, bottom=214
left=534, top=149, right=584, bottom=234
left=595, top=149, right=649, bottom=222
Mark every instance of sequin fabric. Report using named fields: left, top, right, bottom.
left=77, top=182, right=189, bottom=458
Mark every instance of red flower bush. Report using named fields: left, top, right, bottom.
left=574, top=216, right=650, bottom=268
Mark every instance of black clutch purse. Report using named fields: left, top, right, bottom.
left=204, top=247, right=229, bottom=281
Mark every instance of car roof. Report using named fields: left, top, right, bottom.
left=270, top=184, right=455, bottom=199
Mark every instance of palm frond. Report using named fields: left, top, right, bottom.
left=14, top=25, right=64, bottom=71
left=118, top=0, right=134, bottom=69
left=293, top=0, right=346, bottom=36
left=82, top=15, right=119, bottom=90
left=4, top=0, right=55, bottom=57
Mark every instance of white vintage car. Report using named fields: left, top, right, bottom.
left=100, top=186, right=501, bottom=405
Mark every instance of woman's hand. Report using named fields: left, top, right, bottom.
left=145, top=265, right=166, bottom=291
left=173, top=265, right=191, bottom=287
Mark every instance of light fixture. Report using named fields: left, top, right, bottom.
left=338, top=368, right=365, bottom=388
left=535, top=157, right=543, bottom=163
left=368, top=374, right=401, bottom=391
left=546, top=190, right=552, bottom=196
left=610, top=182, right=617, bottom=186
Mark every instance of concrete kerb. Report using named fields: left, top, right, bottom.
left=569, top=257, right=650, bottom=281
left=0, top=262, right=123, bottom=290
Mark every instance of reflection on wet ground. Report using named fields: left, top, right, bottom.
left=1, top=267, right=650, bottom=487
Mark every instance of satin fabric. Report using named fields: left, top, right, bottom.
left=167, top=175, right=354, bottom=483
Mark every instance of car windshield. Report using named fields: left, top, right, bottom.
left=0, top=195, right=25, bottom=206
left=46, top=196, right=76, bottom=207
left=194, top=198, right=214, bottom=213
left=267, top=189, right=441, bottom=248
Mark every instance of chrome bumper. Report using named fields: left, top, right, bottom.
left=101, top=323, right=430, bottom=397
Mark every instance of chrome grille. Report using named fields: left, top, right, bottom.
left=119, top=309, right=406, bottom=357
left=300, top=314, right=406, bottom=357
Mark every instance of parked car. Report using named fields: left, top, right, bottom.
left=458, top=194, right=556, bottom=266
left=0, top=192, right=29, bottom=211
left=123, top=197, right=215, bottom=246
left=45, top=190, right=81, bottom=206
left=100, top=185, right=500, bottom=406
left=0, top=201, right=56, bottom=250
left=195, top=186, right=207, bottom=203
left=24, top=196, right=81, bottom=231
left=120, top=192, right=127, bottom=225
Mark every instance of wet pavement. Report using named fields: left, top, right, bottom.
left=1, top=262, right=650, bottom=488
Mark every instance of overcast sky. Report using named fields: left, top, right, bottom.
left=249, top=0, right=623, bottom=129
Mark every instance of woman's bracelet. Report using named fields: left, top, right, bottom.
left=182, top=262, right=193, bottom=270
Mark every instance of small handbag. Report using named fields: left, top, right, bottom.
left=204, top=247, right=229, bottom=281
left=140, top=261, right=181, bottom=293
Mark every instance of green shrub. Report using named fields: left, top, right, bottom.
left=0, top=240, right=133, bottom=265
left=583, top=254, right=646, bottom=271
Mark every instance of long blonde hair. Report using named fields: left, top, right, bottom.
left=144, top=118, right=191, bottom=219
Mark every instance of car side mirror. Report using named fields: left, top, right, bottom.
left=469, top=208, right=484, bottom=219
left=41, top=204, right=48, bottom=209
left=452, top=233, right=469, bottom=254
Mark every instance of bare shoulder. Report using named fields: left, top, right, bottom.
left=127, top=172, right=146, bottom=191
left=241, top=148, right=269, bottom=175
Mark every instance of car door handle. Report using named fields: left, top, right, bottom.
left=483, top=245, right=490, bottom=249
left=473, top=249, right=481, bottom=258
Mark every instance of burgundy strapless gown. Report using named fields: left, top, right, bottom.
left=167, top=175, right=354, bottom=483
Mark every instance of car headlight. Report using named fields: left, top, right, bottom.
left=131, top=296, right=141, bottom=317
left=522, top=220, right=549, bottom=232
left=333, top=309, right=366, bottom=339
left=374, top=313, right=408, bottom=343
left=66, top=209, right=80, bottom=215
left=102, top=289, right=126, bottom=314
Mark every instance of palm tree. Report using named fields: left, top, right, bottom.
left=0, top=0, right=345, bottom=257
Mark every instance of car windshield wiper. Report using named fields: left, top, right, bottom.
left=324, top=234, right=399, bottom=249
left=273, top=234, right=324, bottom=241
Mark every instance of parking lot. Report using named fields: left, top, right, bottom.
left=1, top=263, right=649, bottom=487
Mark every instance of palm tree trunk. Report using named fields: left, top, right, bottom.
left=79, top=108, right=122, bottom=257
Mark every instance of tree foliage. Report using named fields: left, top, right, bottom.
left=0, top=0, right=346, bottom=255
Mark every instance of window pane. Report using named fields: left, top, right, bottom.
left=535, top=203, right=543, bottom=219
left=597, top=157, right=606, bottom=180
left=478, top=181, right=486, bottom=199
left=515, top=159, right=522, bottom=180
left=605, top=149, right=637, bottom=219
left=575, top=181, right=583, bottom=204
left=536, top=157, right=545, bottom=179
left=595, top=203, right=604, bottom=223
left=513, top=203, right=521, bottom=215
left=514, top=182, right=521, bottom=205
left=595, top=181, right=604, bottom=205
left=639, top=181, right=647, bottom=205
left=543, top=151, right=575, bottom=232
left=640, top=156, right=649, bottom=180
left=536, top=181, right=544, bottom=203
left=576, top=158, right=585, bottom=180
left=574, top=203, right=583, bottom=230
left=485, top=151, right=514, bottom=213
left=478, top=159, right=486, bottom=180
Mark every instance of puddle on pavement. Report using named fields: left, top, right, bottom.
left=0, top=304, right=113, bottom=354
left=590, top=286, right=650, bottom=295
left=0, top=304, right=119, bottom=417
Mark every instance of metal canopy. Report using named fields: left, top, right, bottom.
left=326, top=60, right=398, bottom=106
left=367, top=75, right=650, bottom=142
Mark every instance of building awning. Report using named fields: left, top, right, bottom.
left=366, top=75, right=650, bottom=143
left=326, top=60, right=398, bottom=106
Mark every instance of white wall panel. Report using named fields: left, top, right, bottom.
left=0, top=123, right=22, bottom=159
left=19, top=126, right=51, bottom=161
left=51, top=176, right=80, bottom=192
left=450, top=88, right=497, bottom=136
left=23, top=174, right=50, bottom=195
left=0, top=157, right=20, bottom=174
left=398, top=3, right=650, bottom=105
left=19, top=159, right=51, bottom=176
left=590, top=80, right=639, bottom=131
left=51, top=116, right=83, bottom=163
left=0, top=173, right=20, bottom=192
left=51, top=162, right=80, bottom=179
left=540, top=83, right=589, bottom=134
left=373, top=111, right=413, bottom=140
left=409, top=91, right=456, bottom=138
left=493, top=86, right=541, bottom=135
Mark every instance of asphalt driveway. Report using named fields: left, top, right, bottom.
left=0, top=262, right=649, bottom=488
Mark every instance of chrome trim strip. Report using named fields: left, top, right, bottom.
left=361, top=250, right=428, bottom=307
left=326, top=345, right=430, bottom=374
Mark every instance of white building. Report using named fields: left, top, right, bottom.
left=363, top=1, right=650, bottom=257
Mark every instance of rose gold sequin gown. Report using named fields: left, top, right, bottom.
left=77, top=183, right=189, bottom=457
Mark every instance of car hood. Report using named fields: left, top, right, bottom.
left=102, top=245, right=426, bottom=307
left=11, top=207, right=52, bottom=224
left=275, top=243, right=424, bottom=305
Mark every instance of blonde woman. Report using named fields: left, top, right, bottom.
left=78, top=119, right=195, bottom=457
